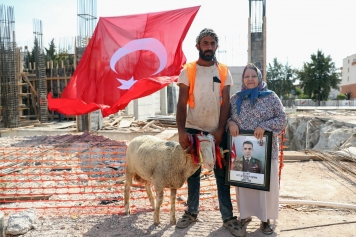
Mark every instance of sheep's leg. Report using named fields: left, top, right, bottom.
left=153, top=188, right=164, bottom=225
left=144, top=181, right=155, bottom=209
left=124, top=170, right=133, bottom=215
left=170, top=188, right=177, bottom=224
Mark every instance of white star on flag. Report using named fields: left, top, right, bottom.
left=117, top=77, right=137, bottom=90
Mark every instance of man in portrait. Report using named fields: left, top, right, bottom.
left=232, top=140, right=264, bottom=174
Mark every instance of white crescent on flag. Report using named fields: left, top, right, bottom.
left=110, top=38, right=168, bottom=90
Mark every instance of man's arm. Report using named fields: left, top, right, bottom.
left=211, top=85, right=231, bottom=145
left=176, top=84, right=190, bottom=150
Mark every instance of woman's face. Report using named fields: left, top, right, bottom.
left=243, top=68, right=259, bottom=89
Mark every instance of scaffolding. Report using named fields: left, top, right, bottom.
left=76, top=0, right=98, bottom=132
left=0, top=5, right=19, bottom=128
left=249, top=0, right=265, bottom=33
left=76, top=0, right=97, bottom=62
left=33, top=19, right=48, bottom=123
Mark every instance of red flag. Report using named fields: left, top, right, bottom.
left=48, top=6, right=200, bottom=117
left=230, top=142, right=236, bottom=170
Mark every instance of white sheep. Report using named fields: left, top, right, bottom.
left=124, top=134, right=215, bottom=225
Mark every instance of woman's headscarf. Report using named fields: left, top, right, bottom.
left=236, top=63, right=273, bottom=114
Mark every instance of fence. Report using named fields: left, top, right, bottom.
left=0, top=132, right=285, bottom=216
left=0, top=133, right=221, bottom=216
left=281, top=99, right=356, bottom=108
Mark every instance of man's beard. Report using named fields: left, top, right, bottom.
left=199, top=49, right=215, bottom=61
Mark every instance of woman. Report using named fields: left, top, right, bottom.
left=228, top=63, right=287, bottom=235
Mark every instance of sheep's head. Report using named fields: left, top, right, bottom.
left=196, top=134, right=215, bottom=170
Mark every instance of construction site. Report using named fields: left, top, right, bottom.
left=0, top=1, right=356, bottom=237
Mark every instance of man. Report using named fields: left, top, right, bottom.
left=176, top=28, right=243, bottom=237
left=233, top=141, right=263, bottom=174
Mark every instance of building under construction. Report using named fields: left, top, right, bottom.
left=0, top=1, right=97, bottom=129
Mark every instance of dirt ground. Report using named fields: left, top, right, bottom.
left=8, top=159, right=355, bottom=237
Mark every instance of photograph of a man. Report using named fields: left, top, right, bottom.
left=233, top=140, right=264, bottom=174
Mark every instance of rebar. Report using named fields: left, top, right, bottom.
left=76, top=0, right=97, bottom=131
left=0, top=4, right=19, bottom=128
left=33, top=18, right=47, bottom=123
left=77, top=0, right=97, bottom=57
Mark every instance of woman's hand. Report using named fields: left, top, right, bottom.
left=228, top=120, right=239, bottom=137
left=254, top=127, right=265, bottom=140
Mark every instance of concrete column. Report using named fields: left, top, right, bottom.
left=248, top=17, right=251, bottom=63
left=160, top=86, right=168, bottom=115
left=133, top=99, right=139, bottom=120
left=263, top=16, right=267, bottom=82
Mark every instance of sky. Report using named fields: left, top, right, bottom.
left=2, top=0, right=356, bottom=69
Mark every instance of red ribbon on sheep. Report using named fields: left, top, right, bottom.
left=188, top=134, right=222, bottom=169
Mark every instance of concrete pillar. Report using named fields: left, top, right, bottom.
left=133, top=94, right=156, bottom=120
left=167, top=84, right=178, bottom=114
left=248, top=17, right=251, bottom=63
left=160, top=86, right=168, bottom=115
left=263, top=16, right=267, bottom=82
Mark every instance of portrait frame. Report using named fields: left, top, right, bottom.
left=226, top=130, right=272, bottom=191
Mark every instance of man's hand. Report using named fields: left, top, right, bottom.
left=254, top=127, right=265, bottom=140
left=179, top=131, right=191, bottom=151
left=228, top=120, right=239, bottom=137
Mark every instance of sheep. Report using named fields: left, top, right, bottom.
left=124, top=134, right=215, bottom=225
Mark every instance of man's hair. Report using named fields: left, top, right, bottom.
left=243, top=141, right=253, bottom=147
left=196, top=28, right=219, bottom=44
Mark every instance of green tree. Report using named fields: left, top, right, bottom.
left=267, top=58, right=296, bottom=98
left=45, top=38, right=56, bottom=61
left=23, top=50, right=34, bottom=71
left=297, top=50, right=341, bottom=105
left=23, top=38, right=41, bottom=70
left=31, top=37, right=47, bottom=69
left=294, top=87, right=302, bottom=97
left=336, top=93, right=347, bottom=100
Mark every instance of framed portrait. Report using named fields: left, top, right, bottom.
left=226, top=130, right=272, bottom=191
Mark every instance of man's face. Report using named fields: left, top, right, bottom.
left=242, top=144, right=253, bottom=157
left=196, top=35, right=218, bottom=61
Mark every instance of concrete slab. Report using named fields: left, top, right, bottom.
left=0, top=127, right=77, bottom=137
left=315, top=116, right=356, bottom=128
left=96, top=130, right=160, bottom=141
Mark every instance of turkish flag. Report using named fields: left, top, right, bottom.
left=48, top=6, right=200, bottom=117
left=230, top=142, right=237, bottom=170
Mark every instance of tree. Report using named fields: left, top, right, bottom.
left=266, top=58, right=296, bottom=98
left=336, top=93, right=347, bottom=100
left=297, top=50, right=341, bottom=105
left=23, top=50, right=34, bottom=71
left=45, top=38, right=56, bottom=61
left=294, top=87, right=302, bottom=97
left=294, top=87, right=310, bottom=99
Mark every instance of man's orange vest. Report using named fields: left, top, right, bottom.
left=183, top=61, right=228, bottom=108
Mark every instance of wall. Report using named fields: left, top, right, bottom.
left=133, top=92, right=159, bottom=120
left=341, top=54, right=356, bottom=98
left=229, top=66, right=244, bottom=95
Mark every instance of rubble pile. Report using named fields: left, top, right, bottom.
left=286, top=110, right=356, bottom=151
left=100, top=115, right=177, bottom=132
